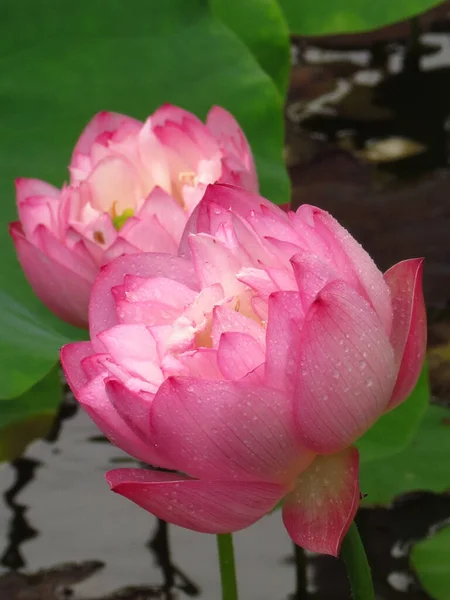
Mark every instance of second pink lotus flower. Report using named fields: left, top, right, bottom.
left=10, top=106, right=257, bottom=328
left=61, top=184, right=426, bottom=556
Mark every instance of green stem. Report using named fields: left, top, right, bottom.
left=216, top=533, right=238, bottom=600
left=340, top=522, right=375, bottom=600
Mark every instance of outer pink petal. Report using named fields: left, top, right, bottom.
left=105, top=379, right=155, bottom=446
left=151, top=378, right=315, bottom=484
left=265, top=291, right=305, bottom=394
left=294, top=281, right=396, bottom=453
left=60, top=341, right=95, bottom=394
left=217, top=332, right=265, bottom=380
left=282, top=447, right=359, bottom=556
left=77, top=375, right=162, bottom=466
left=72, top=111, right=142, bottom=157
left=35, top=225, right=97, bottom=281
left=107, top=469, right=285, bottom=533
left=17, top=196, right=56, bottom=241
left=309, top=206, right=393, bottom=335
left=15, top=177, right=59, bottom=203
left=206, top=106, right=259, bottom=193
left=384, top=259, right=427, bottom=410
left=150, top=104, right=204, bottom=128
left=89, top=253, right=199, bottom=349
left=10, top=224, right=91, bottom=328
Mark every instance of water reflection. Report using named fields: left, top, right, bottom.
left=1, top=458, right=40, bottom=569
left=147, top=519, right=200, bottom=598
left=0, top=397, right=201, bottom=599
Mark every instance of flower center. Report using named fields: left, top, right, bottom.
left=111, top=201, right=134, bottom=231
left=178, top=171, right=197, bottom=187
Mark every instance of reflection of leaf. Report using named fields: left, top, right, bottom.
left=412, top=526, right=450, bottom=600
left=0, top=367, right=61, bottom=462
left=357, top=362, right=429, bottom=463
left=360, top=404, right=450, bottom=506
left=0, top=0, right=289, bottom=399
left=279, top=0, right=444, bottom=35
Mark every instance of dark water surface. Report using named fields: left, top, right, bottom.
left=0, top=406, right=295, bottom=599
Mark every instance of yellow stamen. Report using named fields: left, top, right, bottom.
left=178, top=171, right=197, bottom=187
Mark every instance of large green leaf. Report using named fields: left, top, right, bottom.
left=412, top=527, right=450, bottom=600
left=0, top=0, right=289, bottom=398
left=357, top=363, right=429, bottom=463
left=360, top=404, right=450, bottom=505
left=279, top=0, right=445, bottom=36
left=210, top=0, right=291, bottom=96
left=0, top=366, right=61, bottom=461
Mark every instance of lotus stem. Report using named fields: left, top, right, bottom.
left=340, top=521, right=375, bottom=600
left=217, top=533, right=238, bottom=600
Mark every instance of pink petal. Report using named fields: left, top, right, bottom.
left=308, top=206, right=393, bottom=335
left=119, top=215, right=177, bottom=254
left=265, top=291, right=305, bottom=393
left=60, top=341, right=95, bottom=394
left=89, top=253, right=198, bottom=348
left=105, top=379, right=155, bottom=446
left=384, top=259, right=427, bottom=410
left=101, top=238, right=140, bottom=263
left=15, top=177, right=59, bottom=203
left=294, top=281, right=396, bottom=453
left=282, top=447, right=359, bottom=556
left=154, top=122, right=203, bottom=170
left=35, top=225, right=97, bottom=281
left=86, top=156, right=142, bottom=213
left=217, top=332, right=265, bottom=380
left=121, top=274, right=197, bottom=307
left=114, top=300, right=181, bottom=327
left=162, top=348, right=223, bottom=380
left=77, top=375, right=162, bottom=466
left=179, top=183, right=284, bottom=258
left=107, top=469, right=285, bottom=533
left=150, top=104, right=203, bottom=128
left=97, top=324, right=163, bottom=390
left=17, top=196, right=56, bottom=241
left=137, top=123, right=172, bottom=193
left=137, top=187, right=187, bottom=243
left=10, top=224, right=91, bottom=328
left=72, top=111, right=142, bottom=157
left=206, top=106, right=258, bottom=193
left=151, top=378, right=314, bottom=484
left=189, top=233, right=244, bottom=296
left=212, top=304, right=266, bottom=348
left=290, top=251, right=338, bottom=312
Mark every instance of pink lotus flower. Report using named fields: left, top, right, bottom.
left=10, top=106, right=258, bottom=328
left=61, top=184, right=426, bottom=555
